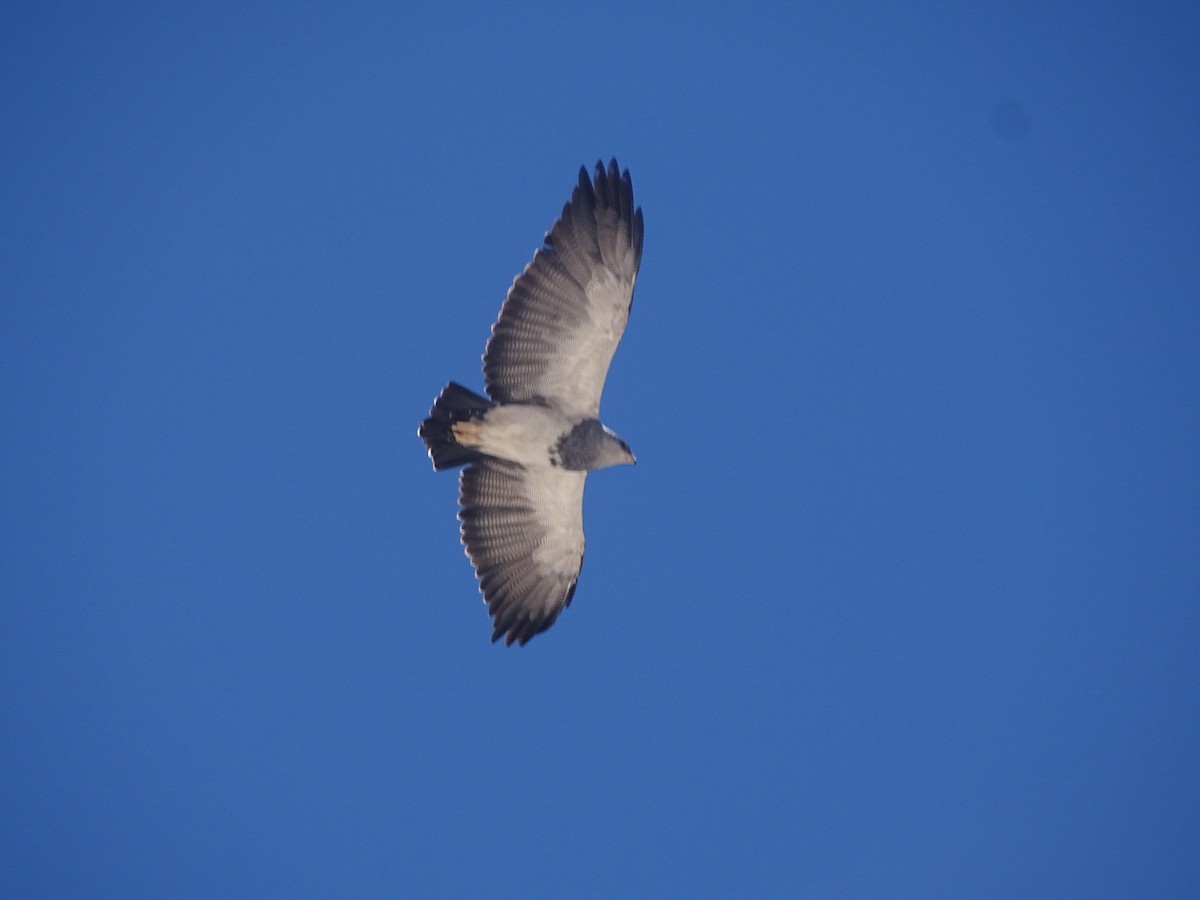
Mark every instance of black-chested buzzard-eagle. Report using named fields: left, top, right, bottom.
left=418, top=159, right=643, bottom=645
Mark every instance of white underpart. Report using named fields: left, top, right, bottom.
left=549, top=270, right=630, bottom=418
left=452, top=404, right=573, bottom=466
left=526, top=468, right=587, bottom=571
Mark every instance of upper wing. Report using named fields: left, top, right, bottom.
left=483, top=159, right=644, bottom=417
left=458, top=458, right=587, bottom=645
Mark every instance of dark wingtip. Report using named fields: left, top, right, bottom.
left=584, top=158, right=642, bottom=271
left=489, top=610, right=560, bottom=647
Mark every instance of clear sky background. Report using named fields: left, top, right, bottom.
left=2, top=2, right=1198, bottom=897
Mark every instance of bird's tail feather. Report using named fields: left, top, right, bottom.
left=419, top=382, right=494, bottom=470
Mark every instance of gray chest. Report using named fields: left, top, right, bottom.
left=551, top=419, right=612, bottom=470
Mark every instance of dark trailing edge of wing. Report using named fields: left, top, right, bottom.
left=418, top=382, right=494, bottom=470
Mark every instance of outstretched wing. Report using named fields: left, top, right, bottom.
left=458, top=459, right=587, bottom=645
left=483, top=159, right=644, bottom=417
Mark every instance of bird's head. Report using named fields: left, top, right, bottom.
left=598, top=425, right=636, bottom=468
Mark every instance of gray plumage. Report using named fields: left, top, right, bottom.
left=419, top=160, right=643, bottom=645
left=552, top=419, right=632, bottom=470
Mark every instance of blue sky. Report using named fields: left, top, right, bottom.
left=3, top=2, right=1198, bottom=897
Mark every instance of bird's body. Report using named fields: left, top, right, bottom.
left=419, top=160, right=643, bottom=645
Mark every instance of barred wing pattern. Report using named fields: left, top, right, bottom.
left=483, top=159, right=644, bottom=417
left=458, top=459, right=587, bottom=646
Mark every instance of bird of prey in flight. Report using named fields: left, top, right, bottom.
left=419, top=159, right=643, bottom=645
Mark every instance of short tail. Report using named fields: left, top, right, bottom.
left=418, top=382, right=495, bottom=470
